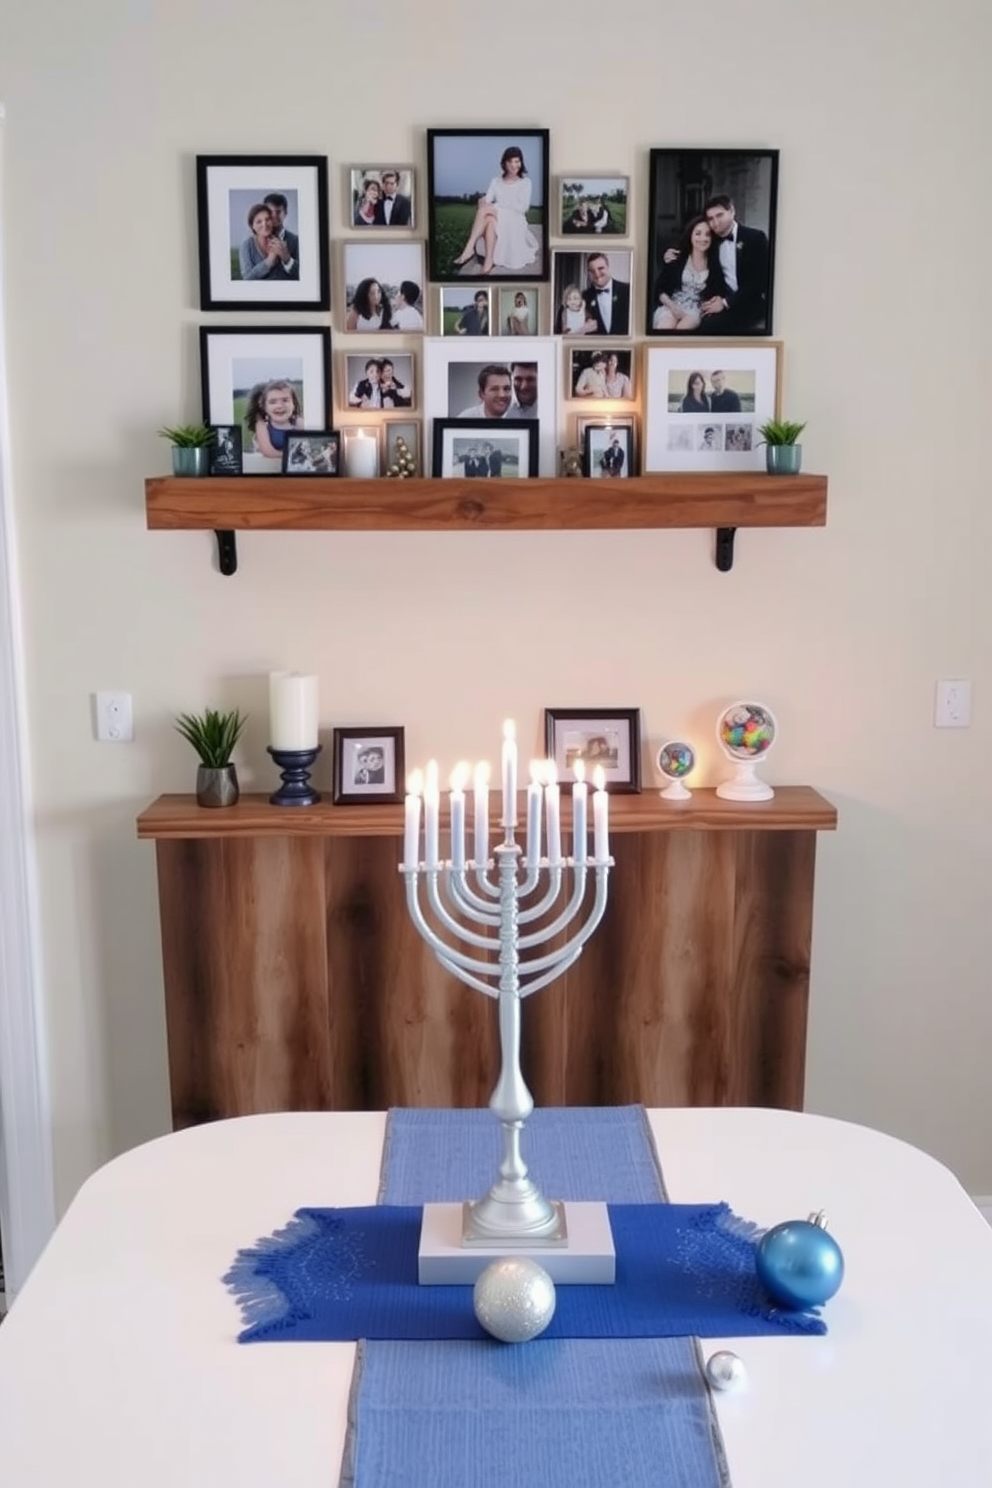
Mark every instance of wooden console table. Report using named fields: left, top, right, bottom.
left=137, top=788, right=837, bottom=1128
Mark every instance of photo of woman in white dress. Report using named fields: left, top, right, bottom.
left=451, top=146, right=539, bottom=276
left=428, top=130, right=548, bottom=284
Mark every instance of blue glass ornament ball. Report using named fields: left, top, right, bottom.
left=755, top=1211, right=845, bottom=1309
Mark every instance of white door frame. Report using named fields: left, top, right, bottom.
left=0, top=104, right=56, bottom=1298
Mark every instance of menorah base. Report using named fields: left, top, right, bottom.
left=418, top=1201, right=616, bottom=1285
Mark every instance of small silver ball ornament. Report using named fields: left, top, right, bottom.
left=705, top=1350, right=746, bottom=1391
left=473, top=1257, right=556, bottom=1343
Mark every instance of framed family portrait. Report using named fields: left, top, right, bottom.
left=208, top=424, right=242, bottom=476
left=426, top=128, right=550, bottom=284
left=544, top=707, right=642, bottom=794
left=332, top=726, right=405, bottom=805
left=281, top=431, right=341, bottom=476
left=422, top=335, right=559, bottom=474
left=343, top=353, right=415, bottom=411
left=559, top=176, right=629, bottom=237
left=551, top=249, right=633, bottom=338
left=200, top=327, right=331, bottom=475
left=341, top=241, right=426, bottom=332
left=195, top=155, right=329, bottom=311
left=432, top=419, right=538, bottom=479
left=645, top=148, right=779, bottom=337
left=498, top=286, right=539, bottom=337
left=567, top=346, right=635, bottom=401
left=584, top=423, right=633, bottom=479
left=644, top=341, right=781, bottom=472
left=440, top=286, right=492, bottom=337
left=348, top=166, right=415, bottom=229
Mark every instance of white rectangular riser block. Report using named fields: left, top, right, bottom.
left=418, top=1201, right=616, bottom=1284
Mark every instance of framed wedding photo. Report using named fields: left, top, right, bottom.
left=644, top=341, right=781, bottom=472
left=645, top=148, right=779, bottom=338
left=558, top=175, right=629, bottom=236
left=341, top=240, right=426, bottom=332
left=432, top=418, right=538, bottom=479
left=200, top=326, right=331, bottom=476
left=584, top=423, right=633, bottom=479
left=423, top=335, right=559, bottom=474
left=426, top=128, right=550, bottom=284
left=551, top=249, right=633, bottom=338
left=567, top=346, right=635, bottom=402
left=347, top=166, right=415, bottom=229
left=196, top=155, right=329, bottom=311
left=332, top=726, right=405, bottom=806
left=544, top=707, right=642, bottom=794
left=281, top=430, right=341, bottom=476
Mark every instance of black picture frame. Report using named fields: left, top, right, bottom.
left=582, top=423, right=632, bottom=479
left=281, top=430, right=341, bottom=476
left=200, top=326, right=331, bottom=476
left=208, top=424, right=243, bottom=476
left=432, top=418, right=539, bottom=479
left=426, top=128, right=550, bottom=285
left=645, top=148, right=779, bottom=338
left=332, top=726, right=405, bottom=805
left=196, top=154, right=329, bottom=312
left=544, top=708, right=642, bottom=793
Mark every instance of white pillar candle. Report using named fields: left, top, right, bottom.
left=449, top=763, right=470, bottom=871
left=592, top=764, right=610, bottom=860
left=473, top=761, right=490, bottom=867
left=501, top=719, right=518, bottom=830
left=544, top=760, right=561, bottom=867
left=572, top=757, right=587, bottom=864
left=345, top=429, right=379, bottom=479
left=269, top=671, right=319, bottom=751
left=404, top=768, right=423, bottom=869
left=526, top=760, right=543, bottom=866
left=424, top=759, right=440, bottom=869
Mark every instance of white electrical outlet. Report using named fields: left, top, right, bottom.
left=935, top=679, right=972, bottom=729
left=94, top=691, right=133, bottom=742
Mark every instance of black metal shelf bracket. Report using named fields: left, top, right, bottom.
left=215, top=530, right=237, bottom=576
left=715, top=527, right=737, bottom=572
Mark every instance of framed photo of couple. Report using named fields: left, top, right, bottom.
left=348, top=167, right=415, bottom=230
left=432, top=419, right=538, bottom=480
left=196, top=155, right=329, bottom=312
left=644, top=342, right=781, bottom=473
left=645, top=148, right=779, bottom=338
left=332, top=726, right=405, bottom=806
left=426, top=129, right=550, bottom=285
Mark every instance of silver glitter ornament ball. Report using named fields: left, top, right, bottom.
left=473, top=1257, right=557, bottom=1343
left=705, top=1350, right=746, bottom=1391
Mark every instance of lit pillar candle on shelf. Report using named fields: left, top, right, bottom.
left=501, top=719, right=518, bottom=830
left=344, top=429, right=379, bottom=479
left=424, top=759, right=440, bottom=869
left=473, top=761, right=491, bottom=867
left=544, top=760, right=561, bottom=867
left=449, top=763, right=470, bottom=870
left=572, top=758, right=588, bottom=864
left=404, top=769, right=423, bottom=869
left=592, top=765, right=610, bottom=860
left=526, top=761, right=543, bottom=866
left=269, top=671, right=319, bottom=750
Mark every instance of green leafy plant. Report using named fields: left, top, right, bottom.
left=757, top=418, right=807, bottom=446
left=158, top=423, right=215, bottom=448
left=174, top=708, right=247, bottom=767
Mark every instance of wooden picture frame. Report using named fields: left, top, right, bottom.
left=544, top=707, right=642, bottom=793
left=347, top=165, right=416, bottom=230
left=643, top=341, right=781, bottom=472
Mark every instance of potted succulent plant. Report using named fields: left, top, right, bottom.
left=175, top=707, right=247, bottom=807
left=159, top=422, right=215, bottom=477
left=757, top=418, right=807, bottom=476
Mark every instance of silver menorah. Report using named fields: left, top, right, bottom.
left=400, top=725, right=613, bottom=1249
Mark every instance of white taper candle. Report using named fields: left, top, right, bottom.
left=424, top=759, right=440, bottom=869
left=449, top=763, right=469, bottom=871
left=572, top=757, right=588, bottom=864
left=526, top=760, right=543, bottom=866
left=501, top=719, right=518, bottom=830
left=473, top=761, right=490, bottom=867
left=592, top=764, right=609, bottom=860
left=404, top=768, right=423, bottom=869
left=544, top=760, right=561, bottom=867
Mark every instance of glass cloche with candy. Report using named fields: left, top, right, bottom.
left=715, top=701, right=777, bottom=801
left=656, top=740, right=696, bottom=801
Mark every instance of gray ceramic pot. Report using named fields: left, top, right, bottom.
left=196, top=764, right=239, bottom=808
left=765, top=445, right=803, bottom=475
left=172, top=447, right=211, bottom=477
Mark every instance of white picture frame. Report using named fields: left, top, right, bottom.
left=421, top=335, right=559, bottom=475
left=644, top=341, right=782, bottom=472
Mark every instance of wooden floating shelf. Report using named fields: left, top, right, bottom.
left=137, top=787, right=837, bottom=842
left=145, top=472, right=828, bottom=533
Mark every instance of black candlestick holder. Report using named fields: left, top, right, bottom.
left=267, top=744, right=322, bottom=806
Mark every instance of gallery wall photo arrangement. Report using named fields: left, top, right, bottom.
left=332, top=727, right=405, bottom=805
left=341, top=240, right=426, bottom=331
left=426, top=129, right=550, bottom=284
left=544, top=707, right=642, bottom=793
left=200, top=327, right=331, bottom=475
left=643, top=341, right=781, bottom=473
left=348, top=166, right=415, bottom=229
left=551, top=249, right=633, bottom=338
left=432, top=419, right=538, bottom=479
left=645, top=148, right=779, bottom=338
left=422, top=335, right=559, bottom=474
left=196, top=155, right=329, bottom=312
left=558, top=176, right=629, bottom=237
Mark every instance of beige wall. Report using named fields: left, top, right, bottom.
left=1, top=0, right=990, bottom=1212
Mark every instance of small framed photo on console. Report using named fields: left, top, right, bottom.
left=333, top=726, right=406, bottom=805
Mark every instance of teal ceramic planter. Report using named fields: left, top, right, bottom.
left=172, top=447, right=210, bottom=477
left=765, top=445, right=803, bottom=476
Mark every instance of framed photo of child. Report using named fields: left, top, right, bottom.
left=199, top=327, right=331, bottom=476
left=551, top=249, right=633, bottom=338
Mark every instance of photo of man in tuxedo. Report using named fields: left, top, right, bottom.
left=374, top=170, right=412, bottom=227
left=581, top=252, right=631, bottom=337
